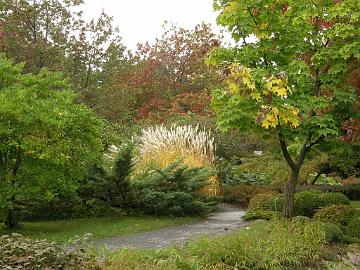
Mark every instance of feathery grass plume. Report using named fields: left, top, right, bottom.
left=133, top=125, right=221, bottom=196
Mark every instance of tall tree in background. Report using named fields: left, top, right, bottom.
left=92, top=23, right=223, bottom=124
left=0, top=0, right=82, bottom=73
left=134, top=23, right=222, bottom=122
left=0, top=0, right=127, bottom=92
left=66, top=11, right=127, bottom=91
left=210, top=0, right=359, bottom=217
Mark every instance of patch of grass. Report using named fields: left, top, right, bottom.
left=350, top=201, right=360, bottom=208
left=0, top=216, right=198, bottom=243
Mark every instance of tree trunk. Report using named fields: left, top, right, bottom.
left=311, top=171, right=322, bottom=185
left=283, top=168, right=299, bottom=218
left=5, top=208, right=17, bottom=228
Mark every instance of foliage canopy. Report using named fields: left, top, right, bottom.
left=210, top=0, right=359, bottom=216
left=0, top=55, right=103, bottom=227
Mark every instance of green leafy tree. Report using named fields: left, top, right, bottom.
left=210, top=0, right=359, bottom=217
left=0, top=55, right=103, bottom=227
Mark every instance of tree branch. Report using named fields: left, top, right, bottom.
left=279, top=134, right=295, bottom=170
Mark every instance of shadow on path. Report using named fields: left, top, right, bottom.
left=92, top=203, right=247, bottom=249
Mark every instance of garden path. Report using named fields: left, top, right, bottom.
left=92, top=203, right=246, bottom=249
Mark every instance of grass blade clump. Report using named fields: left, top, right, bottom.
left=133, top=125, right=221, bottom=195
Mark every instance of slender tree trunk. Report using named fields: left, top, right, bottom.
left=5, top=150, right=22, bottom=228
left=279, top=134, right=312, bottom=218
left=283, top=168, right=299, bottom=218
left=5, top=208, right=17, bottom=228
left=311, top=171, right=322, bottom=185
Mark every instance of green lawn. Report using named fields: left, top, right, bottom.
left=0, top=216, right=198, bottom=243
left=350, top=201, right=360, bottom=208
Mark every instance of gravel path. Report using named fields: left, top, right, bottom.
left=92, top=203, right=247, bottom=249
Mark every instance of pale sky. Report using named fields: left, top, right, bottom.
left=81, top=0, right=227, bottom=50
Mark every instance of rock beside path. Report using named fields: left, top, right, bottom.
left=93, top=203, right=247, bottom=249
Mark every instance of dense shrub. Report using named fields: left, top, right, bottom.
left=293, top=189, right=323, bottom=217
left=223, top=184, right=275, bottom=207
left=0, top=234, right=99, bottom=270
left=22, top=145, right=134, bottom=221
left=322, top=223, right=345, bottom=243
left=319, top=192, right=351, bottom=207
left=130, top=161, right=219, bottom=216
left=297, top=183, right=360, bottom=200
left=246, top=193, right=283, bottom=212
left=81, top=143, right=134, bottom=209
left=22, top=198, right=125, bottom=221
left=314, top=205, right=358, bottom=227
left=214, top=130, right=265, bottom=160
left=217, top=159, right=270, bottom=186
left=238, top=154, right=290, bottom=187
left=246, top=190, right=351, bottom=220
left=346, top=213, right=360, bottom=240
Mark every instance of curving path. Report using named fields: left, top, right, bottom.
left=92, top=203, right=247, bottom=249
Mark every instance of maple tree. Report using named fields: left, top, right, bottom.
left=133, top=23, right=222, bottom=121
left=134, top=22, right=221, bottom=97
left=342, top=60, right=360, bottom=143
left=93, top=23, right=223, bottom=124
left=210, top=0, right=359, bottom=217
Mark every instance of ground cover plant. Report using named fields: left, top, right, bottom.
left=0, top=233, right=100, bottom=270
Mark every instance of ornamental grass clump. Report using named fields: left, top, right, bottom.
left=133, top=125, right=221, bottom=196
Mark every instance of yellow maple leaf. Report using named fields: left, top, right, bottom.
left=273, top=86, right=287, bottom=97
left=227, top=82, right=238, bottom=93
left=261, top=120, right=271, bottom=129
left=250, top=92, right=261, bottom=101
left=291, top=118, right=300, bottom=128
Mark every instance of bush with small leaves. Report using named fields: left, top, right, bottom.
left=346, top=212, right=360, bottom=241
left=293, top=189, right=322, bottom=217
left=246, top=193, right=283, bottom=212
left=291, top=215, right=311, bottom=223
left=314, top=205, right=358, bottom=227
left=246, top=190, right=351, bottom=221
left=322, top=223, right=345, bottom=243
left=296, top=184, right=360, bottom=201
left=319, top=192, right=351, bottom=207
left=0, top=233, right=100, bottom=270
left=130, top=161, right=219, bottom=216
left=223, top=184, right=275, bottom=207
